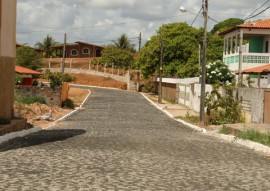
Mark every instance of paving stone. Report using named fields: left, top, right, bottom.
left=0, top=87, right=269, bottom=190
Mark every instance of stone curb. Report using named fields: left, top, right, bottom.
left=0, top=127, right=42, bottom=145
left=0, top=90, right=92, bottom=144
left=140, top=93, right=270, bottom=155
left=140, top=93, right=206, bottom=133
left=211, top=133, right=270, bottom=155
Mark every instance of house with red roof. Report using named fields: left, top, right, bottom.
left=219, top=19, right=270, bottom=73
left=52, top=41, right=104, bottom=58
left=15, top=66, right=43, bottom=86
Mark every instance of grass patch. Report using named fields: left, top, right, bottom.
left=176, top=115, right=200, bottom=125
left=236, top=129, right=270, bottom=146
left=218, top=127, right=231, bottom=135
left=15, top=93, right=46, bottom=105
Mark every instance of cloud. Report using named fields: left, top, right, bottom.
left=16, top=0, right=270, bottom=49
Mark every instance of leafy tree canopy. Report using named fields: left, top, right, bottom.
left=211, top=18, right=244, bottom=34
left=101, top=46, right=135, bottom=69
left=16, top=46, right=43, bottom=70
left=35, top=35, right=58, bottom=58
left=137, top=22, right=224, bottom=78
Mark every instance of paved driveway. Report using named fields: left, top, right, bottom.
left=0, top=88, right=269, bottom=190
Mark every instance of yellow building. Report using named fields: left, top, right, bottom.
left=0, top=0, right=17, bottom=123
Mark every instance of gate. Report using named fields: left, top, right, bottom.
left=264, top=90, right=270, bottom=123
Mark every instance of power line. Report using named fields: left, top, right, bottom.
left=244, top=0, right=270, bottom=20
left=17, top=15, right=184, bottom=34
left=245, top=5, right=270, bottom=20
left=191, top=7, right=203, bottom=26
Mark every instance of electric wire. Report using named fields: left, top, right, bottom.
left=244, top=0, right=270, bottom=20
left=245, top=5, right=270, bottom=20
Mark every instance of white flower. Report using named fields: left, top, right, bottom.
left=211, top=71, right=216, bottom=74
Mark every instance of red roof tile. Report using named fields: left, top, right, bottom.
left=241, top=64, right=270, bottom=74
left=238, top=19, right=270, bottom=29
left=15, top=66, right=43, bottom=75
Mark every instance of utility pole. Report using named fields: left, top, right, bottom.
left=61, top=33, right=67, bottom=73
left=158, top=37, right=164, bottom=104
left=199, top=43, right=201, bottom=83
left=200, top=0, right=208, bottom=127
left=138, top=32, right=142, bottom=52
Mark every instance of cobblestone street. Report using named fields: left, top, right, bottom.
left=0, top=87, right=270, bottom=190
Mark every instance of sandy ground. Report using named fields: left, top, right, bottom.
left=14, top=88, right=89, bottom=129
left=70, top=73, right=127, bottom=90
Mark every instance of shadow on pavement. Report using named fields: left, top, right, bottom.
left=0, top=129, right=86, bottom=152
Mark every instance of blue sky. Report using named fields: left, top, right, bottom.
left=16, top=0, right=270, bottom=50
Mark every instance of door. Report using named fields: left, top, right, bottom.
left=264, top=91, right=270, bottom=123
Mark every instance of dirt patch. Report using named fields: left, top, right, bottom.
left=70, top=73, right=127, bottom=90
left=68, top=88, right=90, bottom=107
left=14, top=102, right=72, bottom=129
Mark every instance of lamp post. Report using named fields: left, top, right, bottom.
left=180, top=0, right=208, bottom=127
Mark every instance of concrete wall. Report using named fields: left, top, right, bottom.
left=0, top=0, right=17, bottom=121
left=237, top=88, right=265, bottom=123
left=16, top=86, right=62, bottom=106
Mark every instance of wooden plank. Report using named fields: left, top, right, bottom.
left=264, top=91, right=270, bottom=124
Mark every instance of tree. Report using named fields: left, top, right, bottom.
left=211, top=18, right=244, bottom=34
left=112, top=34, right=136, bottom=52
left=35, top=35, right=58, bottom=58
left=16, top=46, right=43, bottom=70
left=101, top=46, right=134, bottom=69
left=137, top=22, right=224, bottom=78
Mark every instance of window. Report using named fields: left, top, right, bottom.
left=82, top=48, right=90, bottom=54
left=71, top=49, right=78, bottom=56
left=265, top=41, right=269, bottom=53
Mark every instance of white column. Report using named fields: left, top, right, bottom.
left=238, top=29, right=244, bottom=82
left=230, top=37, right=233, bottom=54
left=235, top=34, right=238, bottom=53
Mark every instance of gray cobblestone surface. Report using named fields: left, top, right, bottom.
left=0, top=88, right=270, bottom=190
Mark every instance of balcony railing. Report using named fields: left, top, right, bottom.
left=223, top=53, right=270, bottom=64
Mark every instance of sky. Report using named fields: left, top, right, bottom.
left=16, top=0, right=270, bottom=50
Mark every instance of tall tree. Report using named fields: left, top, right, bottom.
left=137, top=22, right=224, bottom=78
left=112, top=34, right=136, bottom=52
left=211, top=18, right=244, bottom=34
left=101, top=45, right=134, bottom=69
left=35, top=35, right=58, bottom=58
left=16, top=46, right=43, bottom=70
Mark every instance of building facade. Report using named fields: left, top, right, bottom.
left=0, top=0, right=17, bottom=122
left=53, top=41, right=104, bottom=58
left=220, top=19, right=270, bottom=72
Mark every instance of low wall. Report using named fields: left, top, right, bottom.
left=45, top=68, right=138, bottom=91
left=16, top=86, right=61, bottom=106
left=47, top=68, right=128, bottom=84
left=237, top=88, right=264, bottom=123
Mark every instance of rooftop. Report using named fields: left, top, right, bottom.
left=15, top=66, right=43, bottom=75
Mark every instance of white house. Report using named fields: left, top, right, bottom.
left=219, top=19, right=270, bottom=72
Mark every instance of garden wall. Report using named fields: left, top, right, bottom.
left=16, top=86, right=62, bottom=106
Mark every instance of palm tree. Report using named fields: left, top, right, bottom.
left=112, top=34, right=136, bottom=52
left=35, top=35, right=58, bottom=58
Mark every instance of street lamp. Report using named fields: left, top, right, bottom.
left=180, top=1, right=208, bottom=127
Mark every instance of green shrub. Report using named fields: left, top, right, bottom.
left=43, top=71, right=76, bottom=90
left=15, top=93, right=46, bottom=105
left=62, top=98, right=75, bottom=109
left=205, top=83, right=243, bottom=125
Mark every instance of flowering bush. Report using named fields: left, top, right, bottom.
left=206, top=60, right=235, bottom=84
